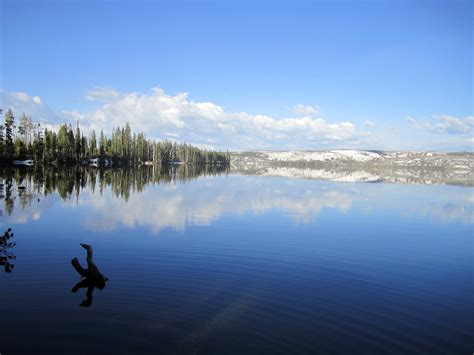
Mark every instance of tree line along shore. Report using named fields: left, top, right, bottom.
left=0, top=109, right=230, bottom=167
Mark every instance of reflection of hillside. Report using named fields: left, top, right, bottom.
left=232, top=165, right=473, bottom=186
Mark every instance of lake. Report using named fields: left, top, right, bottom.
left=0, top=166, right=472, bottom=354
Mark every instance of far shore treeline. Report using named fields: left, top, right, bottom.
left=0, top=109, right=230, bottom=166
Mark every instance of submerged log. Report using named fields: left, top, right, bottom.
left=71, top=243, right=108, bottom=307
left=71, top=243, right=108, bottom=283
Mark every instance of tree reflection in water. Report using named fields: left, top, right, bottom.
left=0, top=228, right=16, bottom=273
left=0, top=165, right=227, bottom=280
left=0, top=164, right=229, bottom=215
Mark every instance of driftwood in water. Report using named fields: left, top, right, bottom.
left=71, top=244, right=107, bottom=281
left=71, top=243, right=108, bottom=307
left=0, top=228, right=16, bottom=273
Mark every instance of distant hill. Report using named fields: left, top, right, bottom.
left=230, top=150, right=473, bottom=186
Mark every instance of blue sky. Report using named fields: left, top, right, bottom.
left=0, top=0, right=472, bottom=151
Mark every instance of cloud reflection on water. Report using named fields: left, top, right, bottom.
left=81, top=177, right=364, bottom=233
left=1, top=169, right=472, bottom=233
left=80, top=177, right=473, bottom=233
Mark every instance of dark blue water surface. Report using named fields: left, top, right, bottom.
left=0, top=167, right=472, bottom=354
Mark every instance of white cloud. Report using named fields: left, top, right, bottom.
left=59, top=87, right=361, bottom=150
left=363, top=120, right=376, bottom=128
left=0, top=90, right=62, bottom=125
left=407, top=114, right=474, bottom=135
left=3, top=87, right=471, bottom=151
left=293, top=104, right=320, bottom=117
left=432, top=115, right=473, bottom=134
left=84, top=87, right=120, bottom=101
left=12, top=92, right=30, bottom=102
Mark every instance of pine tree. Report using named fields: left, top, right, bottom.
left=57, top=124, right=68, bottom=161
left=99, top=129, right=106, bottom=159
left=4, top=109, right=15, bottom=159
left=66, top=125, right=75, bottom=160
left=75, top=122, right=82, bottom=160
left=0, top=122, right=4, bottom=159
left=0, top=110, right=231, bottom=166
left=81, top=134, right=87, bottom=158
left=33, top=123, right=44, bottom=162
left=89, top=129, right=97, bottom=157
left=124, top=123, right=131, bottom=161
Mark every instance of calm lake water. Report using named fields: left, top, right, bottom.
left=0, top=166, right=472, bottom=354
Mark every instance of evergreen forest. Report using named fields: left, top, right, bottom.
left=0, top=109, right=230, bottom=166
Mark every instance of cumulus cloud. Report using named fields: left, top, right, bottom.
left=84, top=87, right=120, bottom=101
left=3, top=87, right=473, bottom=151
left=293, top=104, right=320, bottom=117
left=407, top=114, right=474, bottom=135
left=58, top=87, right=361, bottom=150
left=432, top=115, right=473, bottom=134
left=0, top=90, right=62, bottom=125
left=363, top=120, right=376, bottom=128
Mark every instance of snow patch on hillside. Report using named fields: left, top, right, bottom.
left=262, top=150, right=382, bottom=162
